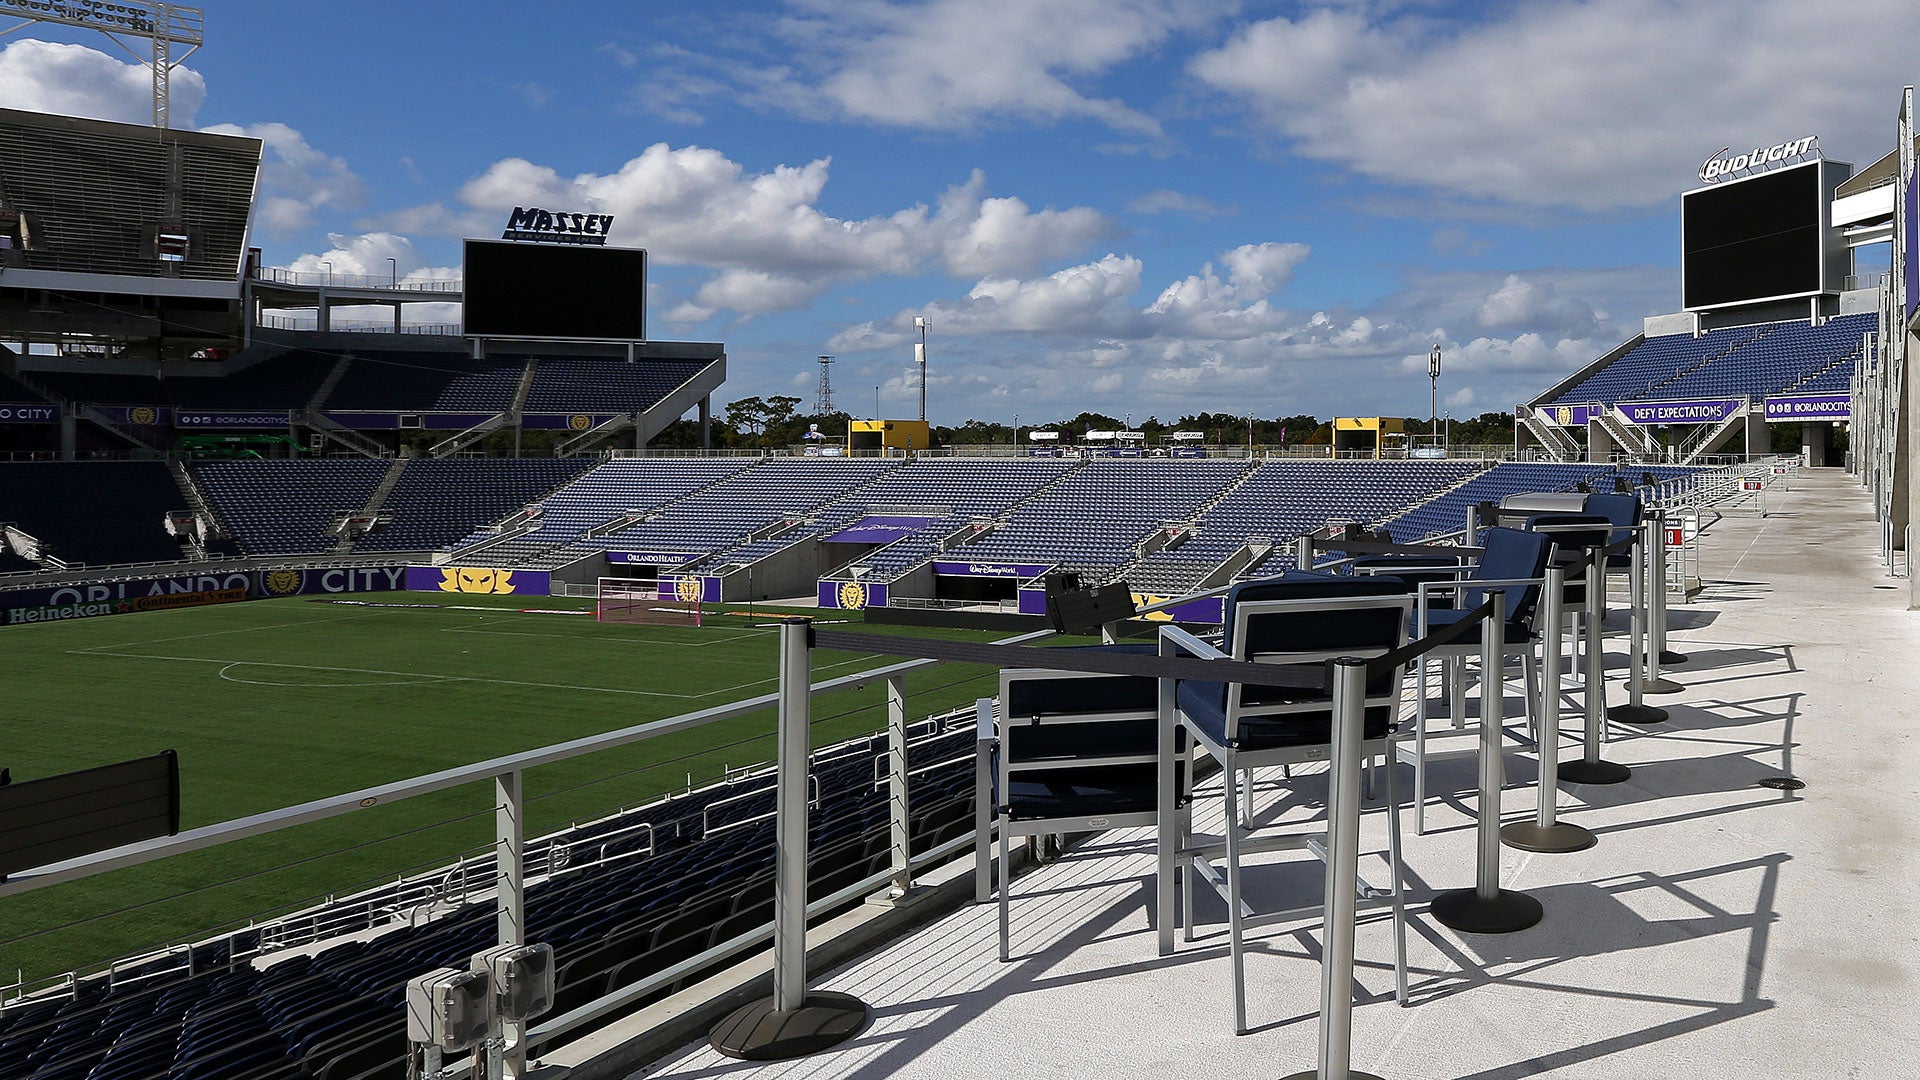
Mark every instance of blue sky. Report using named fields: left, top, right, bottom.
left=3, top=0, right=1915, bottom=424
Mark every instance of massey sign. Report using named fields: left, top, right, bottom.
left=501, top=207, right=614, bottom=245
left=1699, top=135, right=1818, bottom=183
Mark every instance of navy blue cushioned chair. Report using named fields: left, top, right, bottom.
left=976, top=643, right=1190, bottom=962
left=1155, top=573, right=1412, bottom=1034
left=1583, top=492, right=1643, bottom=571
left=1403, top=526, right=1553, bottom=834
left=1525, top=513, right=1614, bottom=685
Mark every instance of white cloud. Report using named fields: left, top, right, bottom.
left=389, top=149, right=1109, bottom=320
left=1128, top=189, right=1234, bottom=218
left=825, top=245, right=1641, bottom=420
left=647, top=0, right=1230, bottom=138
left=200, top=122, right=364, bottom=235
left=1191, top=0, right=1920, bottom=210
left=0, top=39, right=205, bottom=126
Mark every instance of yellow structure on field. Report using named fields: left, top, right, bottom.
left=1333, top=416, right=1407, bottom=459
left=849, top=419, right=931, bottom=454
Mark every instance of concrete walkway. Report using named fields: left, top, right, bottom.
left=638, top=469, right=1919, bottom=1079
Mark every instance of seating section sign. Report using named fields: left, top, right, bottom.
left=1762, top=393, right=1849, bottom=421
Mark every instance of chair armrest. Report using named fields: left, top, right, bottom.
left=1159, top=623, right=1226, bottom=661
left=975, top=695, right=998, bottom=743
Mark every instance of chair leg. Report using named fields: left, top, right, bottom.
left=1448, top=654, right=1467, bottom=729
left=1240, top=767, right=1256, bottom=829
left=1413, top=692, right=1430, bottom=836
left=1224, top=764, right=1249, bottom=1035
left=1523, top=650, right=1540, bottom=744
left=1385, top=746, right=1409, bottom=1007
left=998, top=828, right=1012, bottom=963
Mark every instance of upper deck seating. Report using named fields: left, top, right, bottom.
left=0, top=461, right=185, bottom=566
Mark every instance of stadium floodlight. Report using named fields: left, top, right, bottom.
left=405, top=967, right=493, bottom=1055
left=913, top=315, right=929, bottom=421
left=1429, top=345, right=1442, bottom=431
left=0, top=2, right=204, bottom=130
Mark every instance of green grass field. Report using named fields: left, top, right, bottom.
left=1, top=594, right=1011, bottom=985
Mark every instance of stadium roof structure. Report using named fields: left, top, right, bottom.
left=0, top=108, right=260, bottom=295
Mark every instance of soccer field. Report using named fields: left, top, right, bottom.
left=1, top=594, right=1008, bottom=985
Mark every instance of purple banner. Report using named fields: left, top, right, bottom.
left=1616, top=398, right=1742, bottom=425
left=1026, top=447, right=1059, bottom=457
left=405, top=565, right=552, bottom=596
left=1535, top=403, right=1598, bottom=426
left=91, top=405, right=171, bottom=426
left=175, top=410, right=290, bottom=429
left=1, top=566, right=406, bottom=626
left=1171, top=447, right=1208, bottom=458
left=520, top=413, right=621, bottom=431
left=932, top=560, right=1053, bottom=579
left=1017, top=586, right=1048, bottom=616
left=0, top=404, right=58, bottom=424
left=824, top=515, right=935, bottom=544
left=661, top=574, right=722, bottom=604
left=321, top=412, right=501, bottom=430
left=1130, top=591, right=1227, bottom=625
left=1763, top=393, right=1850, bottom=421
left=1907, top=162, right=1918, bottom=323
left=818, top=579, right=888, bottom=611
left=606, top=551, right=695, bottom=566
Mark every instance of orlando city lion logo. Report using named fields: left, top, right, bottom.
left=440, top=567, right=517, bottom=594
left=837, top=581, right=868, bottom=610
left=569, top=414, right=593, bottom=431
left=674, top=577, right=704, bottom=603
left=130, top=406, right=158, bottom=425
left=263, top=569, right=303, bottom=595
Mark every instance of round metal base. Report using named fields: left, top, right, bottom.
left=1430, top=887, right=1544, bottom=934
left=1642, top=676, right=1686, bottom=695
left=1559, top=758, right=1632, bottom=785
left=1281, top=1072, right=1385, bottom=1080
left=710, top=992, right=871, bottom=1061
left=1501, top=820, right=1598, bottom=853
left=1608, top=703, right=1669, bottom=725
left=1659, top=649, right=1688, bottom=665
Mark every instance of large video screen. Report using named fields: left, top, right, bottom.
left=1682, top=162, right=1823, bottom=310
left=463, top=240, right=647, bottom=340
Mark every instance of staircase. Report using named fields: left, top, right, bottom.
left=1520, top=410, right=1582, bottom=461
left=556, top=414, right=635, bottom=456
left=168, top=460, right=231, bottom=557
left=308, top=352, right=354, bottom=411
left=1676, top=402, right=1751, bottom=464
left=334, top=458, right=408, bottom=554
left=1595, top=407, right=1659, bottom=458
left=298, top=411, right=388, bottom=458
left=427, top=413, right=511, bottom=458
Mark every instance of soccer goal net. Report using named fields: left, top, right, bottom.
left=596, top=578, right=704, bottom=626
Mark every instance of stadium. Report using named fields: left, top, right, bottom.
left=2, top=6, right=1917, bottom=1080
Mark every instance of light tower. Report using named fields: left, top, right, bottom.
left=1428, top=344, right=1442, bottom=433
left=0, top=2, right=205, bottom=129
left=912, top=315, right=929, bottom=422
left=815, top=355, right=835, bottom=415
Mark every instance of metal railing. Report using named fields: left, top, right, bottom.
left=253, top=267, right=462, bottom=292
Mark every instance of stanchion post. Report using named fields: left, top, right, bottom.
left=1279, top=657, right=1382, bottom=1080
left=1609, top=525, right=1667, bottom=725
left=1558, top=553, right=1631, bottom=785
left=1647, top=508, right=1688, bottom=682
left=1502, top=567, right=1596, bottom=852
left=1431, top=591, right=1543, bottom=933
left=885, top=674, right=913, bottom=897
left=1296, top=533, right=1314, bottom=571
left=709, top=619, right=871, bottom=1060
